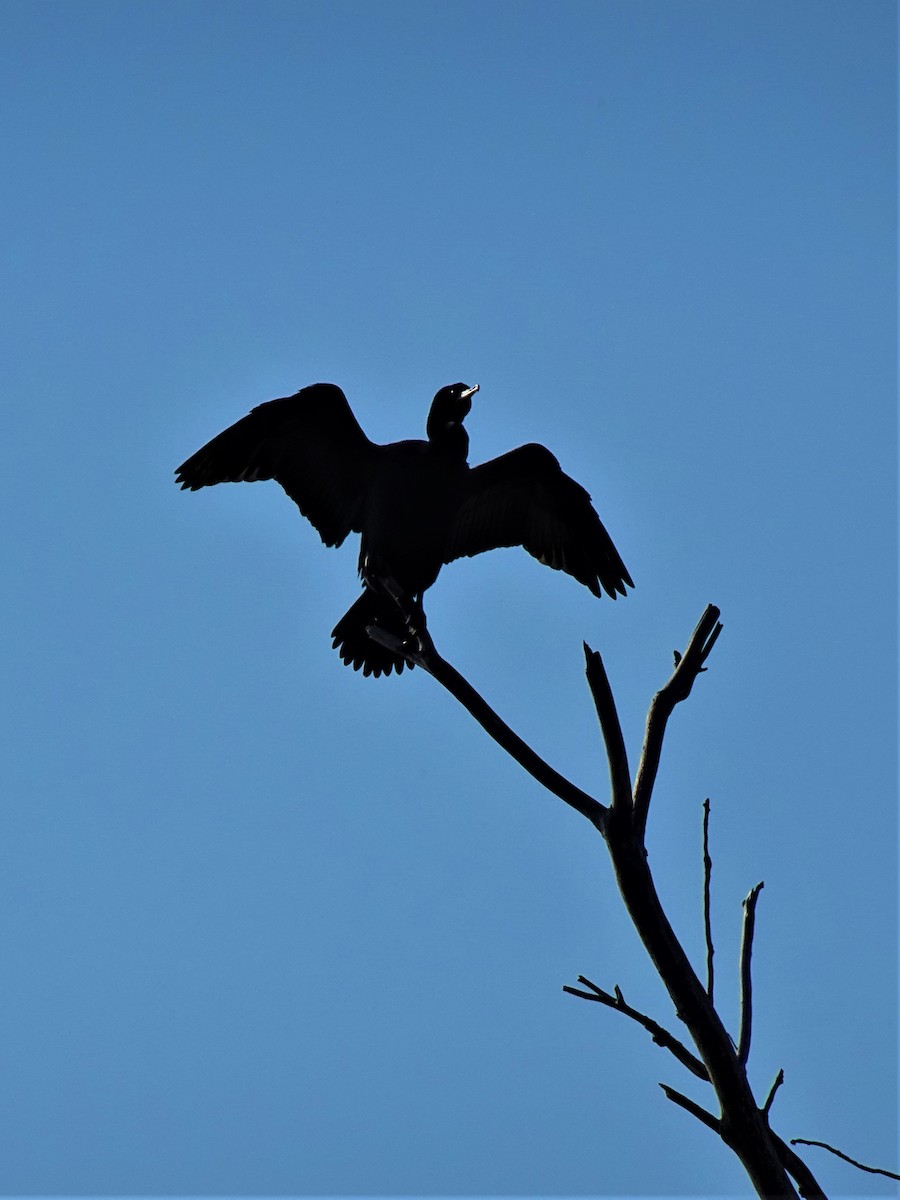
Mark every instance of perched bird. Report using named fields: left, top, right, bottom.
left=175, top=382, right=633, bottom=677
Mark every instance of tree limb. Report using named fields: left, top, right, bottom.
left=372, top=624, right=608, bottom=831
left=659, top=1083, right=721, bottom=1133
left=702, top=798, right=714, bottom=1001
left=762, top=1068, right=784, bottom=1116
left=563, top=975, right=709, bottom=1080
left=583, top=643, right=632, bottom=812
left=632, top=605, right=722, bottom=840
left=737, top=882, right=764, bottom=1065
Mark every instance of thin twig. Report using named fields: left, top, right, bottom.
left=790, top=1139, right=900, bottom=1181
left=583, top=644, right=632, bottom=812
left=762, top=1068, right=784, bottom=1116
left=702, top=798, right=714, bottom=1001
left=659, top=1083, right=721, bottom=1133
left=737, top=881, right=764, bottom=1065
left=563, top=975, right=709, bottom=1081
left=632, top=605, right=723, bottom=840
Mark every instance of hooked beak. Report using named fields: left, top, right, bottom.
left=460, top=383, right=479, bottom=400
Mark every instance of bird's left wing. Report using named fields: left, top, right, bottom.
left=175, top=383, right=376, bottom=548
left=445, top=444, right=633, bottom=598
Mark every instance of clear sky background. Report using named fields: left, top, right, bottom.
left=1, top=1, right=896, bottom=1197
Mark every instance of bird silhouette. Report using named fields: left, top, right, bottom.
left=175, top=382, right=633, bottom=676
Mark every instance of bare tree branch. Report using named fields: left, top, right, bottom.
left=737, top=881, right=764, bottom=1065
left=369, top=624, right=608, bottom=831
left=563, top=975, right=709, bottom=1081
left=702, top=798, right=714, bottom=1001
left=790, top=1139, right=900, bottom=1181
left=659, top=1083, right=721, bottom=1133
left=583, top=643, right=632, bottom=812
left=762, top=1068, right=784, bottom=1116
left=632, top=605, right=723, bottom=839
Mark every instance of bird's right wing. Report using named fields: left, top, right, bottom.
left=175, top=383, right=376, bottom=547
left=446, top=444, right=633, bottom=599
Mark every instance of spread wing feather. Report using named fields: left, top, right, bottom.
left=446, top=444, right=633, bottom=598
left=175, top=383, right=375, bottom=548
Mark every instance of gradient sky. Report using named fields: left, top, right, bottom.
left=1, top=1, right=896, bottom=1197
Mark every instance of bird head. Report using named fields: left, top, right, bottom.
left=427, top=382, right=479, bottom=440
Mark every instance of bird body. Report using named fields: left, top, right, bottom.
left=176, top=382, right=632, bottom=676
left=361, top=437, right=467, bottom=595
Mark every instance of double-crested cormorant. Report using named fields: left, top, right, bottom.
left=175, top=382, right=633, bottom=676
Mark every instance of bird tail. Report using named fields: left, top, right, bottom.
left=331, top=590, right=413, bottom=678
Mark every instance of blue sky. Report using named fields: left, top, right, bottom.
left=1, top=1, right=896, bottom=1196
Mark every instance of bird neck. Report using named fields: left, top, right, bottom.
left=426, top=419, right=469, bottom=461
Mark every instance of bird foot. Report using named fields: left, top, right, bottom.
left=365, top=622, right=425, bottom=664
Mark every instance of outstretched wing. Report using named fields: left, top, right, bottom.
left=445, top=443, right=633, bottom=598
left=175, top=383, right=376, bottom=548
